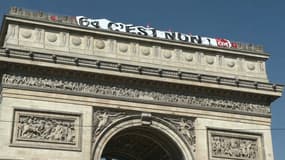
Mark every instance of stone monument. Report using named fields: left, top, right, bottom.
left=0, top=7, right=283, bottom=160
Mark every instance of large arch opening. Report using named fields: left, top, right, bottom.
left=92, top=116, right=193, bottom=160
left=100, top=126, right=184, bottom=160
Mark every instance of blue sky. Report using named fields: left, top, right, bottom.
left=1, top=0, right=285, bottom=159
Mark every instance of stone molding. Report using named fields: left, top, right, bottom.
left=208, top=129, right=263, bottom=160
left=0, top=48, right=282, bottom=95
left=10, top=109, right=82, bottom=151
left=2, top=74, right=271, bottom=116
left=2, top=21, right=269, bottom=82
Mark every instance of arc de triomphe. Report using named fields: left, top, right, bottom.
left=0, top=7, right=283, bottom=160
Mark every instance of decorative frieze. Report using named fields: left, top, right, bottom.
left=2, top=74, right=270, bottom=116
left=11, top=109, right=81, bottom=150
left=208, top=130, right=263, bottom=160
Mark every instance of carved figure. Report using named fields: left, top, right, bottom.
left=66, top=123, right=75, bottom=142
left=21, top=117, right=36, bottom=138
left=167, top=118, right=195, bottom=145
left=42, top=121, right=53, bottom=139
left=17, top=117, right=26, bottom=137
left=48, top=121, right=64, bottom=140
left=94, top=111, right=122, bottom=135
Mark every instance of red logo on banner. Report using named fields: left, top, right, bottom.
left=231, top=42, right=238, bottom=48
left=50, top=15, right=57, bottom=21
left=216, top=38, right=231, bottom=48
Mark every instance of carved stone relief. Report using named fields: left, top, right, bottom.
left=71, top=36, right=82, bottom=46
left=206, top=56, right=215, bottom=65
left=163, top=50, right=172, bottom=59
left=164, top=117, right=196, bottom=153
left=21, top=28, right=32, bottom=39
left=185, top=54, right=194, bottom=62
left=118, top=43, right=128, bottom=53
left=141, top=47, right=151, bottom=56
left=247, top=63, right=256, bottom=71
left=18, top=27, right=35, bottom=43
left=69, top=35, right=85, bottom=51
left=208, top=130, right=263, bottom=160
left=223, top=57, right=237, bottom=69
left=46, top=32, right=57, bottom=43
left=95, top=39, right=105, bottom=49
left=227, top=60, right=236, bottom=68
left=92, top=109, right=196, bottom=153
left=11, top=109, right=81, bottom=150
left=2, top=74, right=270, bottom=116
left=92, top=110, right=125, bottom=142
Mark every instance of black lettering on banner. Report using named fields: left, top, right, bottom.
left=126, top=25, right=136, bottom=34
left=191, top=36, right=202, bottom=44
left=90, top=20, right=100, bottom=28
left=137, top=27, right=148, bottom=36
left=79, top=17, right=90, bottom=27
left=201, top=37, right=211, bottom=45
left=165, top=32, right=175, bottom=40
left=177, top=33, right=189, bottom=42
left=207, top=38, right=211, bottom=45
left=76, top=16, right=233, bottom=49
left=108, top=23, right=120, bottom=31
left=119, top=24, right=125, bottom=31
left=151, top=29, right=157, bottom=37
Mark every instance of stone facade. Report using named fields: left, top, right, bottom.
left=0, top=7, right=283, bottom=160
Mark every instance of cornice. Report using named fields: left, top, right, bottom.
left=0, top=48, right=282, bottom=98
left=0, top=49, right=283, bottom=100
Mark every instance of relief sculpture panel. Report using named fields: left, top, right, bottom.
left=208, top=130, right=263, bottom=160
left=11, top=109, right=81, bottom=150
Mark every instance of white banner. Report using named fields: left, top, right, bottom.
left=76, top=16, right=237, bottom=49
